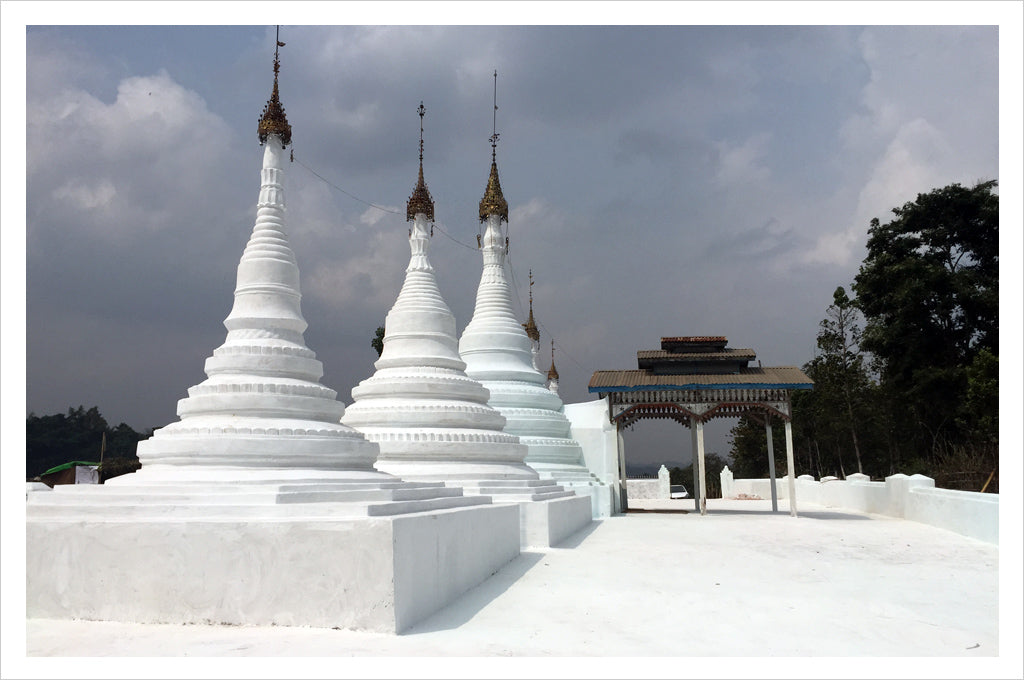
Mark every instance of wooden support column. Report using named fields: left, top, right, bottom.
left=690, top=422, right=700, bottom=513
left=765, top=419, right=779, bottom=513
left=696, top=419, right=707, bottom=516
left=785, top=419, right=798, bottom=517
left=617, top=422, right=628, bottom=513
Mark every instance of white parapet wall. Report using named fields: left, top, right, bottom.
left=721, top=467, right=999, bottom=545
left=564, top=399, right=624, bottom=514
left=626, top=465, right=671, bottom=500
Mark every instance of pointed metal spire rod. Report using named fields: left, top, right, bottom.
left=418, top=101, right=425, bottom=163
left=479, top=69, right=508, bottom=223
left=258, top=25, right=291, bottom=146
left=406, top=100, right=435, bottom=223
left=490, top=69, right=500, bottom=161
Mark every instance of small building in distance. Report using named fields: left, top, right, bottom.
left=588, top=336, right=813, bottom=516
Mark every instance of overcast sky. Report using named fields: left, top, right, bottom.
left=6, top=3, right=1022, bottom=467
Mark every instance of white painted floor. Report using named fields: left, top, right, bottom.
left=14, top=499, right=1018, bottom=679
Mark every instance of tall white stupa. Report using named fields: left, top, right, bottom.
left=457, top=85, right=611, bottom=518
left=342, top=101, right=591, bottom=545
left=27, top=39, right=521, bottom=633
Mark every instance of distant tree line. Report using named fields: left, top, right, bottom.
left=729, top=181, right=999, bottom=492
left=26, top=406, right=147, bottom=481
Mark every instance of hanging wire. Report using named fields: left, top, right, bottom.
left=433, top=221, right=479, bottom=251
left=292, top=151, right=483, bottom=252
left=291, top=152, right=402, bottom=215
left=538, top=319, right=588, bottom=373
left=505, top=247, right=527, bottom=321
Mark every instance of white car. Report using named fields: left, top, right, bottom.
left=670, top=484, right=689, bottom=499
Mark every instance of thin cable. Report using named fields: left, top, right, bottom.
left=291, top=153, right=402, bottom=215
left=538, top=319, right=589, bottom=373
left=432, top=222, right=480, bottom=251
left=506, top=248, right=526, bottom=320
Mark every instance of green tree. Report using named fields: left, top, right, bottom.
left=372, top=325, right=385, bottom=357
left=727, top=417, right=784, bottom=479
left=806, top=286, right=874, bottom=474
left=853, top=180, right=998, bottom=460
left=26, top=407, right=146, bottom=479
left=669, top=452, right=727, bottom=499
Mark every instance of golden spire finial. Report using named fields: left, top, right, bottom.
left=406, top=101, right=435, bottom=222
left=479, top=69, right=508, bottom=223
left=257, top=26, right=292, bottom=147
left=547, top=340, right=559, bottom=381
left=522, top=269, right=540, bottom=341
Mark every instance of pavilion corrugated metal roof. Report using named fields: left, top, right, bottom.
left=637, top=349, right=756, bottom=362
left=660, top=336, right=727, bottom=343
left=589, top=366, right=813, bottom=392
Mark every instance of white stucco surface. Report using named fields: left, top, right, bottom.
left=18, top=498, right=1016, bottom=679
left=458, top=209, right=610, bottom=519
left=726, top=472, right=999, bottom=544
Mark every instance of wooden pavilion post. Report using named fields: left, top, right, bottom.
left=765, top=419, right=779, bottom=513
left=696, top=419, right=707, bottom=516
left=616, top=421, right=628, bottom=513
left=690, top=422, right=700, bottom=513
left=785, top=419, right=797, bottom=517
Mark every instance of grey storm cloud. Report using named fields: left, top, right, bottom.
left=13, top=17, right=1005, bottom=462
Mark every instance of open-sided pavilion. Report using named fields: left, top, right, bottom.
left=588, top=336, right=813, bottom=515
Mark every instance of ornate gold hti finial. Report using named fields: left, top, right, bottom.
left=479, top=69, right=508, bottom=223
left=406, top=101, right=435, bottom=222
left=547, top=340, right=559, bottom=381
left=522, top=269, right=540, bottom=342
left=257, top=26, right=292, bottom=147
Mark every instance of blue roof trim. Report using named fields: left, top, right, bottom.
left=589, top=383, right=814, bottom=393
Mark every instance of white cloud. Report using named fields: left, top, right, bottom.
left=28, top=66, right=237, bottom=244
left=803, top=27, right=998, bottom=270
left=304, top=224, right=407, bottom=314
left=52, top=178, right=116, bottom=211
left=714, top=133, right=772, bottom=187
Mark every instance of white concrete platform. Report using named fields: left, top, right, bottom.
left=26, top=493, right=520, bottom=635
left=14, top=498, right=1019, bottom=680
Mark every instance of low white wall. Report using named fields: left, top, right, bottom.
left=565, top=399, right=624, bottom=514
left=721, top=467, right=999, bottom=545
left=626, top=465, right=671, bottom=500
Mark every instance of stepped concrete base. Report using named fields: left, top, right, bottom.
left=529, top=463, right=615, bottom=519
left=547, top=479, right=614, bottom=519
left=427, top=478, right=592, bottom=548
left=516, top=494, right=593, bottom=548
left=26, top=483, right=520, bottom=633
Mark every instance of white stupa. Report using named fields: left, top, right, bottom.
left=341, top=104, right=531, bottom=482
left=342, top=101, right=591, bottom=545
left=458, top=139, right=611, bottom=518
left=26, top=45, right=521, bottom=634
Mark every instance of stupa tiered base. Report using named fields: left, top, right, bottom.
left=26, top=477, right=520, bottom=633
left=368, top=455, right=593, bottom=547
left=526, top=458, right=616, bottom=519
left=448, top=479, right=594, bottom=547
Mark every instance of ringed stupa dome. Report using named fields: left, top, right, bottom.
left=341, top=103, right=534, bottom=481
left=458, top=86, right=609, bottom=515
left=131, top=47, right=382, bottom=482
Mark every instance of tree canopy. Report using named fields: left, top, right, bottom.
left=26, top=406, right=147, bottom=479
left=372, top=325, right=385, bottom=357
left=729, top=181, right=998, bottom=491
left=853, top=180, right=998, bottom=456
